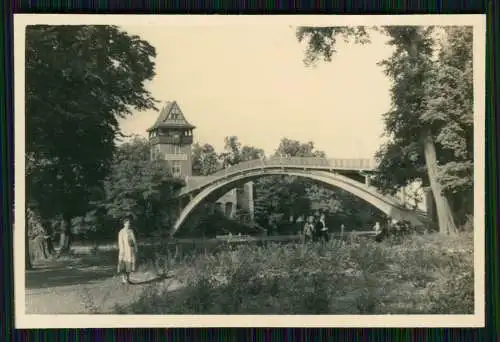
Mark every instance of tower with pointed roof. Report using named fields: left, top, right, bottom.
left=147, top=100, right=256, bottom=232
left=147, top=101, right=195, bottom=178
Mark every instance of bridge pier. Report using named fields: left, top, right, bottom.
left=177, top=199, right=184, bottom=217
left=247, top=181, right=255, bottom=221
left=358, top=171, right=371, bottom=186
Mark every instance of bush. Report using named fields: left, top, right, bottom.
left=115, top=232, right=474, bottom=314
left=460, top=214, right=474, bottom=232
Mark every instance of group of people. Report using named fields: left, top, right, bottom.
left=301, top=213, right=330, bottom=243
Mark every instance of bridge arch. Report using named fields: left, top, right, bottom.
left=171, top=169, right=428, bottom=236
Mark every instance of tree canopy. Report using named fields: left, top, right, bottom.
left=192, top=143, right=221, bottom=176
left=26, top=26, right=157, bottom=213
left=26, top=25, right=159, bottom=252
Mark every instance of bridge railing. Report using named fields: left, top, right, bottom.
left=181, top=157, right=378, bottom=196
left=208, top=157, right=377, bottom=180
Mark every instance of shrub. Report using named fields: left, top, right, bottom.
left=115, top=232, right=474, bottom=315
left=460, top=214, right=474, bottom=232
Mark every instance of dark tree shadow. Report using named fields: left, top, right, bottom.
left=26, top=248, right=120, bottom=290
left=26, top=265, right=115, bottom=289
left=26, top=245, right=175, bottom=290
left=129, top=273, right=172, bottom=285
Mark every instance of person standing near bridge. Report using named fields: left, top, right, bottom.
left=117, top=216, right=138, bottom=284
left=317, top=213, right=329, bottom=242
left=303, top=216, right=315, bottom=243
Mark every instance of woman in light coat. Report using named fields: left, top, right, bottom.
left=117, top=217, right=138, bottom=284
left=318, top=213, right=329, bottom=242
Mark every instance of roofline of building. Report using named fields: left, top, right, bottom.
left=147, top=123, right=197, bottom=132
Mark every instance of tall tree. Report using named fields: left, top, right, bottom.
left=421, top=27, right=474, bottom=224
left=192, top=138, right=264, bottom=176
left=296, top=25, right=468, bottom=234
left=240, top=145, right=265, bottom=161
left=274, top=138, right=326, bottom=158
left=219, top=136, right=243, bottom=167
left=380, top=27, right=457, bottom=234
left=191, top=143, right=222, bottom=176
left=26, top=25, right=158, bottom=251
left=219, top=135, right=265, bottom=164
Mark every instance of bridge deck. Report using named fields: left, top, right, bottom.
left=182, top=157, right=377, bottom=195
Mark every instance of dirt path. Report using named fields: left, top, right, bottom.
left=25, top=257, right=184, bottom=314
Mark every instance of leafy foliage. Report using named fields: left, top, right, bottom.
left=99, top=137, right=184, bottom=234
left=240, top=145, right=266, bottom=162
left=191, top=143, right=221, bottom=176
left=296, top=26, right=371, bottom=66
left=421, top=27, right=474, bottom=222
left=219, top=136, right=243, bottom=167
left=219, top=136, right=265, bottom=167
left=273, top=138, right=326, bottom=158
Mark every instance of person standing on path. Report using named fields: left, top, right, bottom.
left=317, top=213, right=329, bottom=242
left=117, top=216, right=138, bottom=284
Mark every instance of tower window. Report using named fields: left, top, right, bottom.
left=171, top=160, right=182, bottom=177
left=173, top=145, right=182, bottom=154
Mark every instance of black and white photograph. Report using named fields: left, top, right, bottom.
left=15, top=15, right=485, bottom=328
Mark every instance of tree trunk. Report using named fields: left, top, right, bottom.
left=424, top=186, right=438, bottom=230
left=58, top=216, right=73, bottom=254
left=423, top=132, right=458, bottom=234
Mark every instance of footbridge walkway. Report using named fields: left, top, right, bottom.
left=170, top=157, right=428, bottom=236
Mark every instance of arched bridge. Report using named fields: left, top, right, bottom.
left=171, top=157, right=428, bottom=236
left=180, top=157, right=378, bottom=196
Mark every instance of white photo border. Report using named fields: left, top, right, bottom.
left=14, top=14, right=486, bottom=328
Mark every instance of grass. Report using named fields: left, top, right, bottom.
left=113, top=231, right=475, bottom=315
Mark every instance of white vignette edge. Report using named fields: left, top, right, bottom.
left=13, top=14, right=486, bottom=328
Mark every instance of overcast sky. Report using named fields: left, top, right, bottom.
left=118, top=25, right=394, bottom=159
